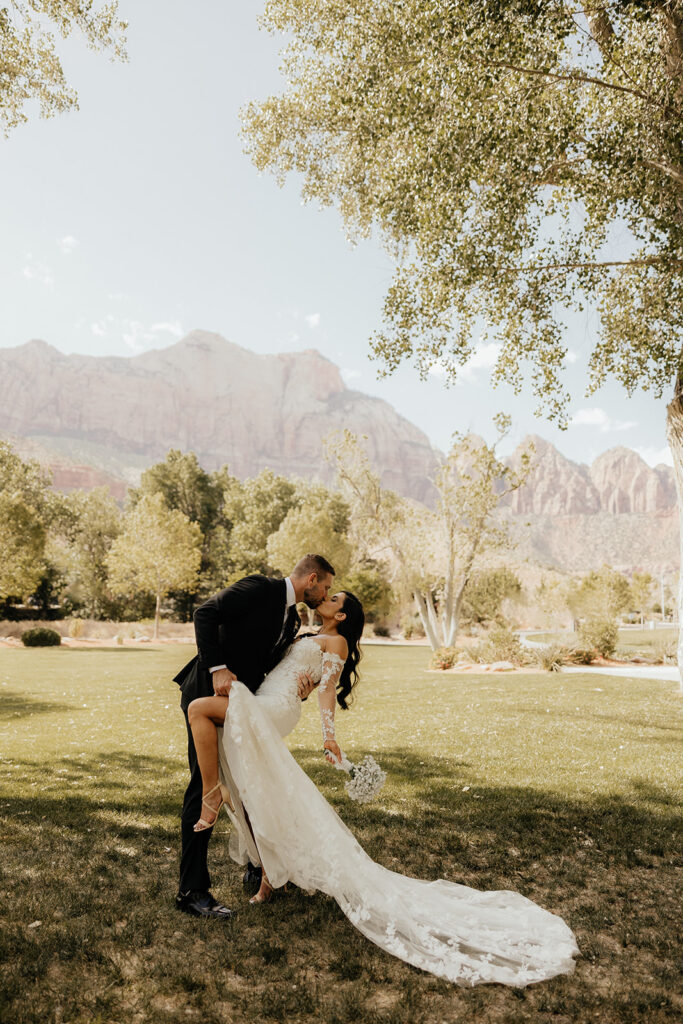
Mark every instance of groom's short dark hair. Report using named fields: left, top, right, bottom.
left=293, top=554, right=336, bottom=579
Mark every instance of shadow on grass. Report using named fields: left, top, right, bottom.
left=2, top=747, right=680, bottom=875
left=1, top=747, right=681, bottom=1024
left=0, top=690, right=75, bottom=721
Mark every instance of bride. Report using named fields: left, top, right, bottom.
left=187, top=591, right=579, bottom=987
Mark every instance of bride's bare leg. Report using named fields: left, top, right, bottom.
left=188, top=696, right=231, bottom=823
left=189, top=698, right=280, bottom=896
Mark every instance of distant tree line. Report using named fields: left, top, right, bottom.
left=0, top=439, right=664, bottom=644
left=0, top=441, right=392, bottom=637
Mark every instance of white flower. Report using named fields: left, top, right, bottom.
left=327, top=752, right=387, bottom=803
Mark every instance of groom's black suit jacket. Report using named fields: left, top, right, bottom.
left=174, top=575, right=301, bottom=711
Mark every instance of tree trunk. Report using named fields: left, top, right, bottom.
left=154, top=592, right=161, bottom=641
left=425, top=590, right=443, bottom=647
left=664, top=384, right=683, bottom=691
left=413, top=590, right=440, bottom=651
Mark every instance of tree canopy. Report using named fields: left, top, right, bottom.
left=0, top=440, right=54, bottom=600
left=243, top=0, right=683, bottom=421
left=326, top=422, right=531, bottom=649
left=567, top=565, right=631, bottom=622
left=106, top=494, right=202, bottom=638
left=1, top=1, right=127, bottom=135
left=267, top=503, right=353, bottom=578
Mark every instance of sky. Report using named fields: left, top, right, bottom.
left=0, top=0, right=674, bottom=467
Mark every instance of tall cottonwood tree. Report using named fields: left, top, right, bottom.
left=243, top=0, right=683, bottom=683
left=106, top=494, right=201, bottom=639
left=0, top=1, right=127, bottom=135
left=131, top=450, right=233, bottom=611
left=326, top=423, right=531, bottom=650
left=0, top=441, right=53, bottom=601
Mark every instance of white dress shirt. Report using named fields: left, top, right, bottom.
left=209, top=577, right=295, bottom=674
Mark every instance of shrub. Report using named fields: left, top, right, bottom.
left=401, top=614, right=425, bottom=639
left=534, top=644, right=568, bottom=672
left=482, top=624, right=525, bottom=665
left=461, top=641, right=492, bottom=663
left=652, top=637, right=677, bottom=664
left=21, top=627, right=61, bottom=647
left=68, top=618, right=84, bottom=638
left=373, top=623, right=390, bottom=638
left=578, top=617, right=618, bottom=658
left=429, top=646, right=459, bottom=670
left=567, top=645, right=596, bottom=665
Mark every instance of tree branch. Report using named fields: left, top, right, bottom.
left=586, top=7, right=616, bottom=58
left=493, top=256, right=683, bottom=274
left=643, top=156, right=683, bottom=188
left=468, top=57, right=670, bottom=111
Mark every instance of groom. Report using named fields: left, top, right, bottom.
left=173, top=553, right=336, bottom=919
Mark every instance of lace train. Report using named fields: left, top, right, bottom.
left=218, top=682, right=579, bottom=987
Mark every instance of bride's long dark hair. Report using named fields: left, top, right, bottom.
left=335, top=590, right=364, bottom=710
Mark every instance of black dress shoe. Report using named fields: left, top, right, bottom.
left=175, top=891, right=233, bottom=920
left=242, top=862, right=262, bottom=895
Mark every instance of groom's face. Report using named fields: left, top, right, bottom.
left=303, top=572, right=334, bottom=609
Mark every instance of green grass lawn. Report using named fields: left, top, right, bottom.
left=1, top=646, right=681, bottom=1024
left=529, top=628, right=678, bottom=656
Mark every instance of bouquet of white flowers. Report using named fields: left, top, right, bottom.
left=327, top=750, right=387, bottom=803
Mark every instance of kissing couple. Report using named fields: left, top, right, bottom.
left=173, top=554, right=579, bottom=987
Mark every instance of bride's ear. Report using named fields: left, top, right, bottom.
left=335, top=611, right=346, bottom=622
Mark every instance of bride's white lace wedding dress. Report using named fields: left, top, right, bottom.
left=217, top=638, right=579, bottom=987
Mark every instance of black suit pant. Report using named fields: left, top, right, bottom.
left=178, top=706, right=213, bottom=895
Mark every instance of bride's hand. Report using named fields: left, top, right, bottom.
left=323, top=739, right=342, bottom=764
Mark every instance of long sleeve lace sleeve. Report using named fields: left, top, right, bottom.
left=317, top=651, right=345, bottom=746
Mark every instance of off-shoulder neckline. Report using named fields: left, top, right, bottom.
left=297, top=636, right=346, bottom=663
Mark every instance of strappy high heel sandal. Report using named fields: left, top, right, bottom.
left=249, top=881, right=290, bottom=905
left=249, top=881, right=274, bottom=905
left=193, top=783, right=226, bottom=832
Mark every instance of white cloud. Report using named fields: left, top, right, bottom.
left=634, top=445, right=673, bottom=468
left=22, top=254, right=54, bottom=287
left=341, top=368, right=362, bottom=384
left=304, top=312, right=321, bottom=329
left=89, top=316, right=183, bottom=350
left=122, top=319, right=185, bottom=352
left=90, top=313, right=116, bottom=338
left=428, top=342, right=502, bottom=381
left=570, top=407, right=637, bottom=433
left=58, top=235, right=79, bottom=254
left=564, top=349, right=579, bottom=364
left=122, top=321, right=159, bottom=352
left=150, top=321, right=183, bottom=336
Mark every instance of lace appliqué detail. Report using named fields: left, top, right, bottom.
left=217, top=642, right=579, bottom=988
left=318, top=650, right=344, bottom=744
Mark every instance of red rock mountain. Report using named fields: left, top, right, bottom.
left=503, top=437, right=678, bottom=572
left=0, top=332, right=439, bottom=502
left=1, top=335, right=678, bottom=571
left=506, top=436, right=676, bottom=516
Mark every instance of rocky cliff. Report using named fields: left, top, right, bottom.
left=0, top=331, right=439, bottom=503
left=507, top=436, right=676, bottom=516
left=503, top=437, right=678, bottom=571
left=1, top=334, right=678, bottom=571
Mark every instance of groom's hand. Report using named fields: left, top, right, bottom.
left=212, top=667, right=236, bottom=696
left=297, top=672, right=315, bottom=701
